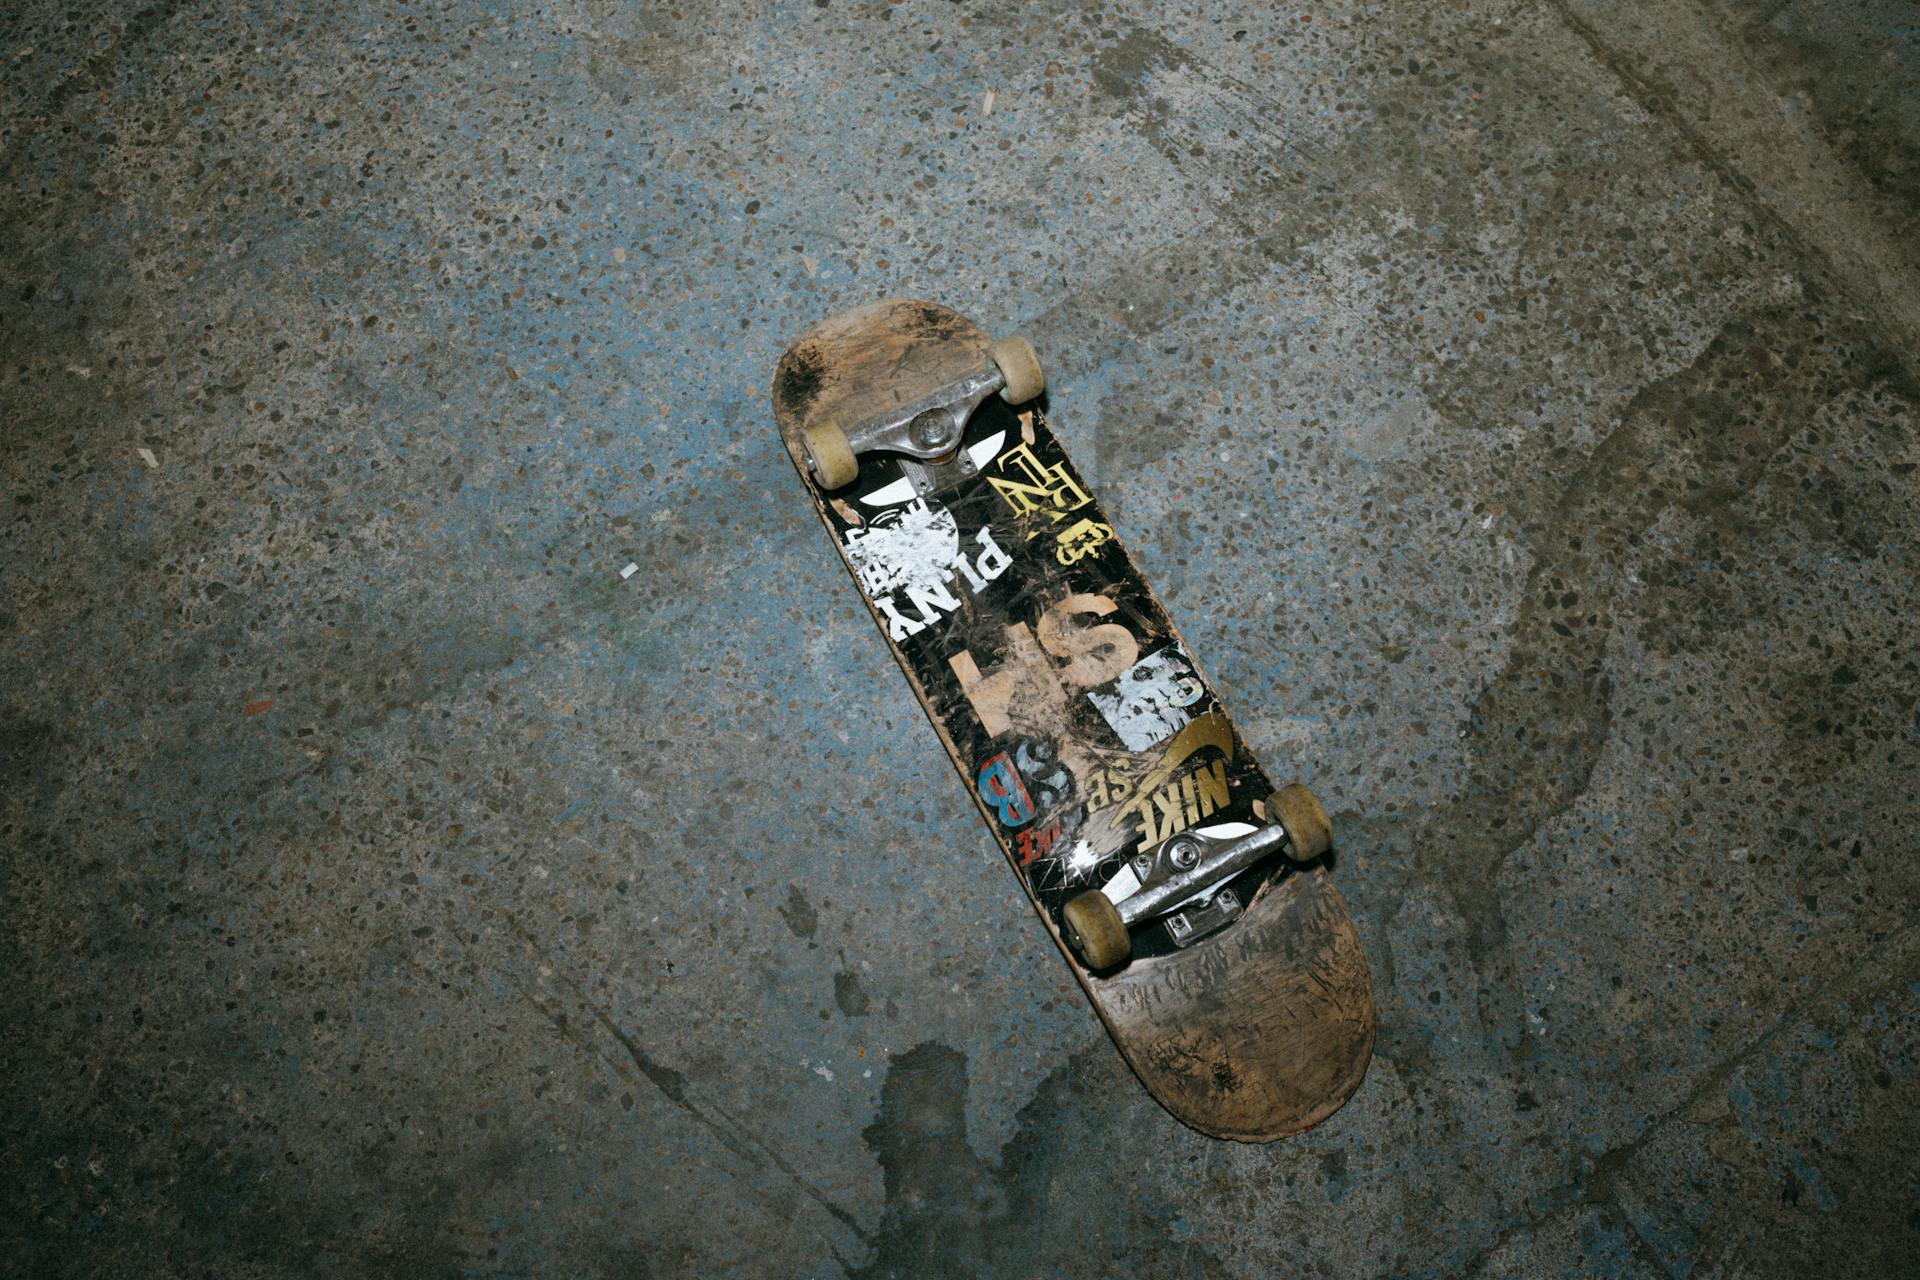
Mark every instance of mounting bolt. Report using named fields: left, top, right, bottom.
left=910, top=409, right=956, bottom=450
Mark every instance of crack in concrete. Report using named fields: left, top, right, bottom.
left=1456, top=925, right=1920, bottom=1276
left=1542, top=0, right=1920, bottom=380
left=0, top=1, right=189, bottom=192
left=488, top=920, right=874, bottom=1255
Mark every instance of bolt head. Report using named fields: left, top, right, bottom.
left=910, top=409, right=955, bottom=449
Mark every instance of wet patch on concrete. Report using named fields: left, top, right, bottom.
left=1373, top=296, right=1920, bottom=1047
left=853, top=1041, right=1224, bottom=1279
left=781, top=884, right=821, bottom=939
left=834, top=967, right=872, bottom=1018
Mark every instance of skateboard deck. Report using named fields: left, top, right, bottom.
left=772, top=299, right=1372, bottom=1140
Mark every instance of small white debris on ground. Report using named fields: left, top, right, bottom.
left=136, top=448, right=159, bottom=469
left=982, top=89, right=995, bottom=115
left=619, top=562, right=639, bottom=580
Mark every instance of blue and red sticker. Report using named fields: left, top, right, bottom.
left=977, top=742, right=1084, bottom=868
left=975, top=752, right=1035, bottom=827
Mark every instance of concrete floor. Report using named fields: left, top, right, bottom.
left=3, top=1, right=1917, bottom=1276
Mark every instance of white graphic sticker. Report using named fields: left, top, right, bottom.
left=1086, top=648, right=1207, bottom=751
left=841, top=498, right=1012, bottom=643
left=843, top=499, right=960, bottom=596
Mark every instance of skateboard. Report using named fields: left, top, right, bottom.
left=772, top=299, right=1373, bottom=1140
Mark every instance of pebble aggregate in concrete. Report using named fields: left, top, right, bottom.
left=2, top=2, right=1916, bottom=1276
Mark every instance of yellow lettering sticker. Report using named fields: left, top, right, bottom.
left=987, top=442, right=1093, bottom=535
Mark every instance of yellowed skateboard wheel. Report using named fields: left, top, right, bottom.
left=801, top=418, right=857, bottom=490
left=1062, top=890, right=1130, bottom=970
left=1270, top=782, right=1332, bottom=861
left=989, top=335, right=1045, bottom=404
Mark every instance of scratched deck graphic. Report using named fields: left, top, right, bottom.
left=774, top=299, right=1373, bottom=1141
left=815, top=400, right=1280, bottom=961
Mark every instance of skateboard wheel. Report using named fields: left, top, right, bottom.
left=1270, top=782, right=1332, bottom=862
left=1062, top=890, right=1131, bottom=971
left=989, top=335, right=1045, bottom=405
left=802, top=418, right=858, bottom=490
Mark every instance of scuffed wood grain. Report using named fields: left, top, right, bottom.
left=773, top=298, right=985, bottom=446
left=1097, top=868, right=1373, bottom=1140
